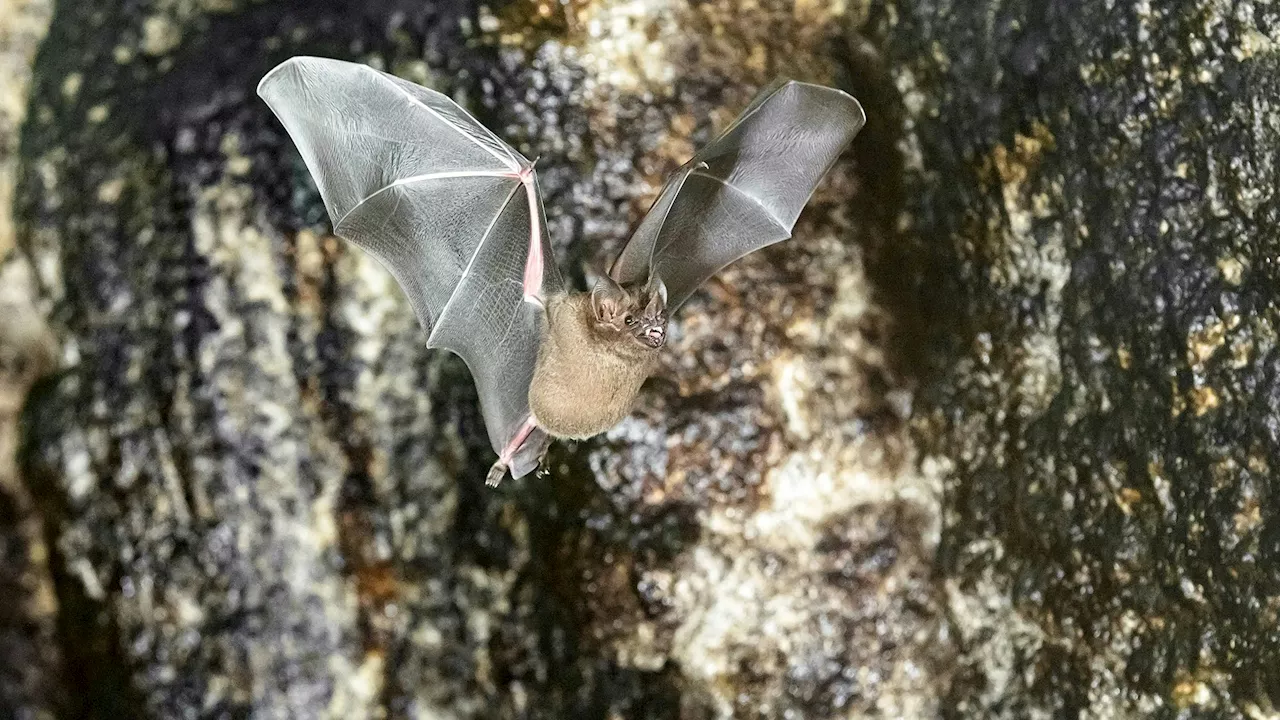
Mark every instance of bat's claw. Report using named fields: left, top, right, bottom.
left=486, top=461, right=509, bottom=487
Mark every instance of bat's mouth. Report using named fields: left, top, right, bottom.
left=642, top=326, right=666, bottom=348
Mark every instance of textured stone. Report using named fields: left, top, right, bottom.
left=874, top=0, right=1280, bottom=715
left=6, top=0, right=1277, bottom=718
left=0, top=1, right=60, bottom=718
left=0, top=261, right=60, bottom=720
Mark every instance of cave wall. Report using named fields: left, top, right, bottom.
left=0, top=0, right=1276, bottom=718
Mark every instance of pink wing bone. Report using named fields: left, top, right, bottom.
left=500, top=161, right=546, bottom=307
left=488, top=162, right=547, bottom=486
left=257, top=56, right=557, bottom=487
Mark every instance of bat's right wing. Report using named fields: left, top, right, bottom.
left=610, top=79, right=865, bottom=310
left=258, top=56, right=559, bottom=479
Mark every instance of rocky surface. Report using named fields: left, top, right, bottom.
left=1, top=0, right=1277, bottom=718
left=0, top=261, right=59, bottom=720
left=0, top=1, right=61, bottom=718
left=875, top=0, right=1280, bottom=716
left=0, top=0, right=53, bottom=257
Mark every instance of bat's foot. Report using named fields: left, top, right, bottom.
left=485, top=461, right=508, bottom=488
left=487, top=416, right=540, bottom=488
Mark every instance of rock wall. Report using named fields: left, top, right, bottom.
left=877, top=0, right=1280, bottom=715
left=0, top=1, right=60, bottom=718
left=1, top=0, right=1276, bottom=718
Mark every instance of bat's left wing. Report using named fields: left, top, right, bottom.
left=610, top=79, right=865, bottom=309
left=258, top=57, right=558, bottom=482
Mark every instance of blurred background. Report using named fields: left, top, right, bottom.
left=1, top=0, right=1278, bottom=718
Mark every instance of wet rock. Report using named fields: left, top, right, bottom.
left=12, top=0, right=936, bottom=714
left=0, top=0, right=53, bottom=257
left=0, top=261, right=60, bottom=720
left=873, top=0, right=1280, bottom=715
left=9, top=0, right=1276, bottom=717
left=0, top=1, right=60, bottom=717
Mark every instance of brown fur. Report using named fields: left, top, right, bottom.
left=528, top=292, right=660, bottom=438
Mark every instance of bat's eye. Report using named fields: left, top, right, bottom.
left=624, top=315, right=636, bottom=326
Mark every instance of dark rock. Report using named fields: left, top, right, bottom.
left=873, top=0, right=1280, bottom=715
left=0, top=263, right=61, bottom=720
left=12, top=0, right=940, bottom=713
left=8, top=0, right=1276, bottom=717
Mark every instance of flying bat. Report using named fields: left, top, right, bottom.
left=258, top=57, right=865, bottom=486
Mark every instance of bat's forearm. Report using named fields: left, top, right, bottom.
left=519, top=167, right=545, bottom=307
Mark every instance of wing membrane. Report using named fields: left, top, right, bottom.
left=612, top=80, right=866, bottom=309
left=259, top=56, right=558, bottom=478
left=333, top=175, right=521, bottom=333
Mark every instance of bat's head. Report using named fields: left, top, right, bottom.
left=590, top=275, right=668, bottom=350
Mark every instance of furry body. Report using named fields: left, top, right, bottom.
left=528, top=292, right=660, bottom=438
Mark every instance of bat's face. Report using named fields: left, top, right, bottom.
left=591, top=276, right=668, bottom=350
left=627, top=292, right=668, bottom=349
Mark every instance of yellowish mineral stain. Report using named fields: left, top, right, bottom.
left=1188, top=385, right=1220, bottom=416
left=1247, top=450, right=1270, bottom=476
left=1186, top=316, right=1226, bottom=368
left=1233, top=28, right=1274, bottom=61
left=1171, top=673, right=1214, bottom=709
left=1115, top=487, right=1142, bottom=515
left=1229, top=334, right=1252, bottom=369
left=1116, top=345, right=1132, bottom=369
left=61, top=72, right=83, bottom=99
left=142, top=14, right=182, bottom=55
left=1216, top=255, right=1245, bottom=285
left=974, top=121, right=1070, bottom=422
left=96, top=176, right=126, bottom=204
left=1234, top=500, right=1261, bottom=536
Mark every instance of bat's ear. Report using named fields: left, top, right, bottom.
left=590, top=274, right=628, bottom=323
left=644, top=277, right=668, bottom=315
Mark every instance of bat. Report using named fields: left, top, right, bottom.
left=257, top=57, right=866, bottom=487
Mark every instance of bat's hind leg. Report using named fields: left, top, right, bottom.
left=485, top=416, right=539, bottom=487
